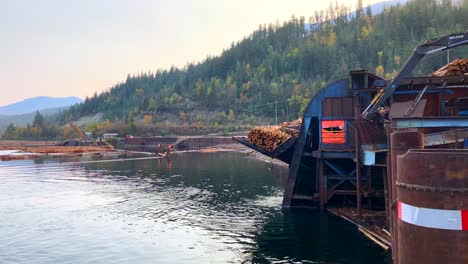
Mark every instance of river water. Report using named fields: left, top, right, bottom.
left=0, top=151, right=390, bottom=263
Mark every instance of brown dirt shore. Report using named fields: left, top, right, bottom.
left=0, top=140, right=288, bottom=166
left=0, top=140, right=114, bottom=161
left=0, top=140, right=60, bottom=148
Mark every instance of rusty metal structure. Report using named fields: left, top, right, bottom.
left=389, top=130, right=424, bottom=259
left=397, top=150, right=467, bottom=263
left=234, top=31, right=468, bottom=262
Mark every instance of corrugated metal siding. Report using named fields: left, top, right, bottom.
left=356, top=120, right=386, bottom=145
left=322, top=97, right=354, bottom=117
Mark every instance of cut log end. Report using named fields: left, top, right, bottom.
left=432, top=59, right=468, bottom=77
left=248, top=119, right=301, bottom=151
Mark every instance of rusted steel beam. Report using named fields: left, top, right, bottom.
left=354, top=92, right=362, bottom=217
left=385, top=124, right=393, bottom=234
left=424, top=128, right=468, bottom=146
left=390, top=131, right=424, bottom=264
left=318, top=158, right=325, bottom=210
left=382, top=168, right=390, bottom=229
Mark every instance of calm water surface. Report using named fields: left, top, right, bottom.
left=0, top=152, right=390, bottom=263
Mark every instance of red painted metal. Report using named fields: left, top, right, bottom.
left=321, top=120, right=346, bottom=144
left=397, top=150, right=468, bottom=264
left=463, top=210, right=468, bottom=231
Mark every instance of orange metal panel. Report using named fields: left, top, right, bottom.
left=322, top=120, right=346, bottom=144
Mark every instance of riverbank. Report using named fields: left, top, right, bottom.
left=0, top=140, right=114, bottom=161
left=0, top=139, right=287, bottom=166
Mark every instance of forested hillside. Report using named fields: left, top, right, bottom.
left=5, top=0, right=467, bottom=139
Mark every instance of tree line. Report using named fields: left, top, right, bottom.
left=2, top=111, right=61, bottom=140
left=4, top=0, right=468, bottom=139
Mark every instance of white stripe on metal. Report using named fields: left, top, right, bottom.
left=400, top=202, right=463, bottom=231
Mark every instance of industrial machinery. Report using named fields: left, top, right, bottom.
left=233, top=31, right=468, bottom=261
left=362, top=31, right=468, bottom=121
left=69, top=121, right=87, bottom=142
left=58, top=121, right=88, bottom=146
left=60, top=121, right=111, bottom=147
left=235, top=31, right=468, bottom=207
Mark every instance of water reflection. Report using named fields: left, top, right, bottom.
left=252, top=210, right=391, bottom=263
left=0, top=151, right=389, bottom=264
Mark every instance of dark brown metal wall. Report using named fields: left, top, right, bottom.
left=322, top=97, right=354, bottom=117
left=390, top=131, right=424, bottom=263
left=356, top=120, right=386, bottom=145
left=396, top=150, right=468, bottom=264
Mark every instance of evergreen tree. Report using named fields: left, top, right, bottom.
left=49, top=0, right=467, bottom=131
left=32, top=111, right=45, bottom=128
left=2, top=123, right=16, bottom=139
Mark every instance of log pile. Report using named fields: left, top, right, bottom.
left=281, top=118, right=302, bottom=129
left=432, top=59, right=468, bottom=77
left=248, top=119, right=302, bottom=152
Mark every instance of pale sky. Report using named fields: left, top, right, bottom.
left=0, top=0, right=386, bottom=106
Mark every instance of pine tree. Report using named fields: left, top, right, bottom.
left=49, top=0, right=467, bottom=133
left=356, top=0, right=364, bottom=18
left=32, top=111, right=45, bottom=128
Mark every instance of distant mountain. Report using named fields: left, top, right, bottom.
left=305, top=0, right=409, bottom=31
left=0, top=106, right=66, bottom=134
left=368, top=0, right=409, bottom=15
left=0, top=96, right=83, bottom=116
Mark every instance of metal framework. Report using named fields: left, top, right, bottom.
left=363, top=31, right=468, bottom=120
left=392, top=117, right=468, bottom=128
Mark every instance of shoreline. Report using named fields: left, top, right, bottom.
left=0, top=139, right=288, bottom=167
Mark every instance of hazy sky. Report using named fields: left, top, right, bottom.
left=1, top=0, right=386, bottom=106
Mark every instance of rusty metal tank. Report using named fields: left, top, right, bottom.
left=390, top=131, right=424, bottom=263
left=396, top=149, right=468, bottom=264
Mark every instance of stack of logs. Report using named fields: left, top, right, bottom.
left=281, top=118, right=302, bottom=129
left=432, top=59, right=468, bottom=77
left=248, top=119, right=301, bottom=152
